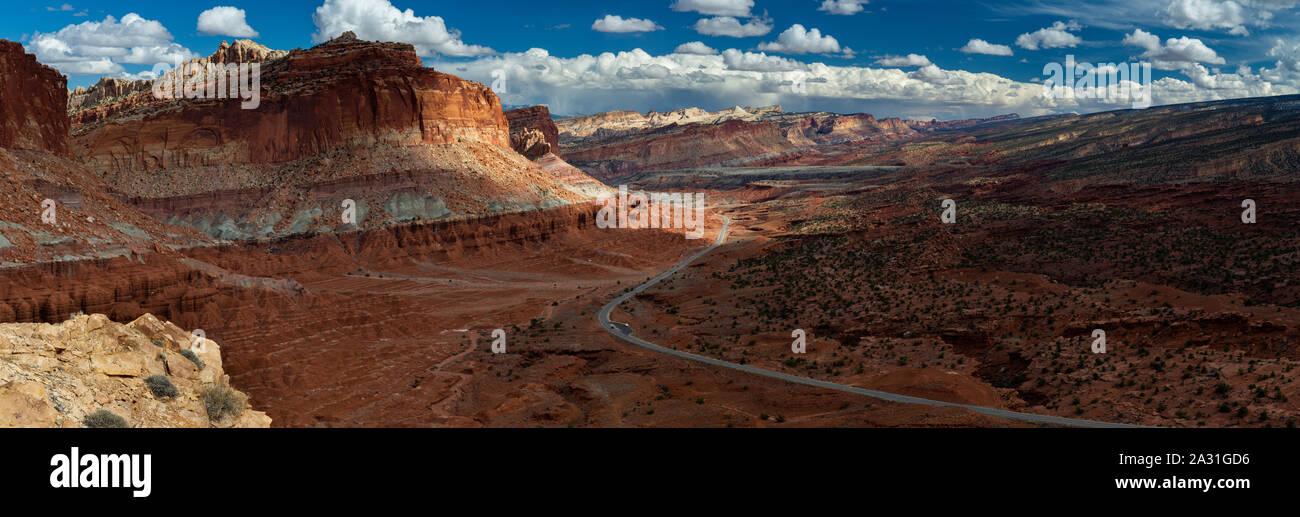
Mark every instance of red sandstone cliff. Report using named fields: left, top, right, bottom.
left=73, top=33, right=509, bottom=171
left=0, top=40, right=68, bottom=156
left=68, top=34, right=602, bottom=239
left=0, top=40, right=205, bottom=264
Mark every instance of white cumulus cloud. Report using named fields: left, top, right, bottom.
left=670, top=0, right=754, bottom=17
left=674, top=41, right=719, bottom=55
left=1261, top=38, right=1300, bottom=86
left=197, top=7, right=259, bottom=38
left=693, top=16, right=772, bottom=37
left=311, top=0, right=493, bottom=57
left=722, top=49, right=807, bottom=71
left=960, top=38, right=1014, bottom=56
left=1123, top=29, right=1225, bottom=70
left=908, top=64, right=964, bottom=85
left=429, top=45, right=1294, bottom=121
left=1016, top=20, right=1083, bottom=50
left=1165, top=0, right=1250, bottom=35
left=875, top=54, right=932, bottom=67
left=756, top=24, right=851, bottom=56
left=818, top=0, right=868, bottom=15
left=592, top=15, right=663, bottom=33
left=27, top=13, right=195, bottom=75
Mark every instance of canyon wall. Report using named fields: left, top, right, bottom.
left=0, top=40, right=68, bottom=155
left=68, top=34, right=602, bottom=240
left=0, top=40, right=208, bottom=265
left=0, top=41, right=269, bottom=428
left=73, top=35, right=509, bottom=172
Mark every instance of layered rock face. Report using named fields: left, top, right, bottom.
left=558, top=106, right=918, bottom=176
left=0, top=313, right=270, bottom=427
left=67, top=77, right=153, bottom=115
left=557, top=105, right=1023, bottom=175
left=69, top=35, right=602, bottom=240
left=0, top=42, right=264, bottom=429
left=0, top=40, right=69, bottom=155
left=782, top=113, right=916, bottom=145
left=556, top=105, right=783, bottom=139
left=74, top=34, right=509, bottom=171
left=0, top=41, right=207, bottom=264
left=506, top=105, right=560, bottom=159
left=561, top=119, right=795, bottom=179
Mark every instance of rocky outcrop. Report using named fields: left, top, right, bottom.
left=510, top=128, right=552, bottom=159
left=67, top=77, right=153, bottom=114
left=0, top=40, right=68, bottom=155
left=0, top=313, right=270, bottom=428
left=506, top=106, right=560, bottom=159
left=209, top=39, right=288, bottom=65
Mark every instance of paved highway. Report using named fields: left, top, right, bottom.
left=597, top=214, right=1145, bottom=428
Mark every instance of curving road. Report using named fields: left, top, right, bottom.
left=597, top=214, right=1144, bottom=428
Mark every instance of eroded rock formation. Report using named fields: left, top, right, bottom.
left=0, top=40, right=69, bottom=155
left=506, top=106, right=560, bottom=159
left=0, top=40, right=206, bottom=265
left=0, top=313, right=270, bottom=427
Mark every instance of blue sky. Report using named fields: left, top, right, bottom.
left=7, top=1, right=1300, bottom=119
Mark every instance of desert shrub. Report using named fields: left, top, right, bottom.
left=144, top=375, right=178, bottom=399
left=83, top=409, right=128, bottom=428
left=179, top=349, right=205, bottom=370
left=201, top=384, right=246, bottom=422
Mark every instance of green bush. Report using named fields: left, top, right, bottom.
left=179, top=349, right=205, bottom=370
left=201, top=384, right=246, bottom=422
left=144, top=375, right=179, bottom=399
left=84, top=409, right=128, bottom=428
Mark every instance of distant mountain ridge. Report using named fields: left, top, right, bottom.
left=558, top=104, right=1019, bottom=177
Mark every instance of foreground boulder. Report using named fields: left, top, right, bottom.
left=0, top=313, right=270, bottom=428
